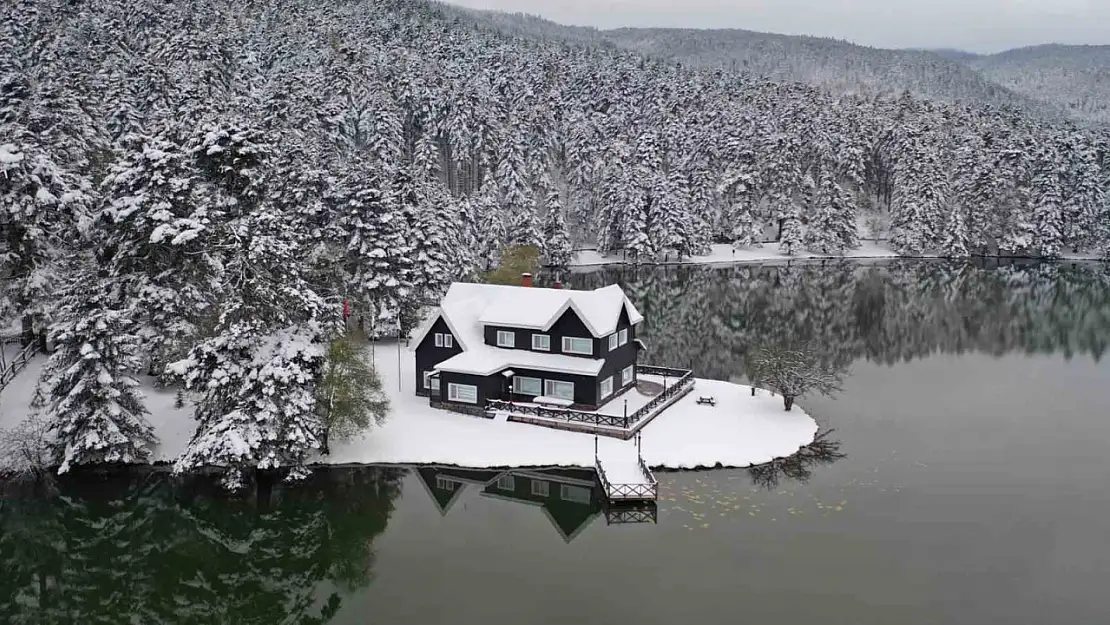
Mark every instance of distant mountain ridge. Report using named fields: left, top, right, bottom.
left=455, top=8, right=1108, bottom=123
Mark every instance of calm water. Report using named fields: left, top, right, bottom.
left=4, top=260, right=1110, bottom=624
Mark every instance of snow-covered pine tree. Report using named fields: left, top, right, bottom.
left=540, top=182, right=573, bottom=267
left=651, top=167, right=695, bottom=259
left=171, top=121, right=334, bottom=487
left=170, top=209, right=332, bottom=488
left=804, top=165, right=859, bottom=253
left=1029, top=145, right=1066, bottom=258
left=595, top=140, right=634, bottom=255
left=0, top=140, right=89, bottom=337
left=938, top=205, right=970, bottom=257
left=1063, top=134, right=1103, bottom=253
left=35, top=268, right=155, bottom=473
left=779, top=203, right=804, bottom=255
left=99, top=135, right=220, bottom=374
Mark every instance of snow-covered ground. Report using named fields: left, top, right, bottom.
left=0, top=343, right=819, bottom=471
left=572, top=241, right=904, bottom=268
left=571, top=241, right=1105, bottom=269
left=325, top=343, right=817, bottom=470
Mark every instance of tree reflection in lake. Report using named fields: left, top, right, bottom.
left=747, top=429, right=847, bottom=491
left=564, top=259, right=1110, bottom=380
left=0, top=466, right=402, bottom=625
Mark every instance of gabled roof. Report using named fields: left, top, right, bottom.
left=473, top=283, right=643, bottom=337
left=409, top=282, right=643, bottom=378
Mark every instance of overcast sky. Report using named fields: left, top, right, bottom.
left=442, top=0, right=1109, bottom=53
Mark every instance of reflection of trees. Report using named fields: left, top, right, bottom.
left=564, top=260, right=1110, bottom=380
left=747, top=430, right=846, bottom=490
left=0, top=467, right=403, bottom=624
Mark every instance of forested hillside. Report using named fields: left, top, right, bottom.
left=1, top=0, right=1108, bottom=480
left=599, top=28, right=1052, bottom=113
left=969, top=45, right=1110, bottom=124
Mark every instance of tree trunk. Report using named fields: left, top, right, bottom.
left=254, top=469, right=275, bottom=512
left=21, top=314, right=34, bottom=347
left=783, top=395, right=795, bottom=411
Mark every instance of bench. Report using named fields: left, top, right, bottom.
left=696, top=396, right=716, bottom=406
left=534, top=396, right=575, bottom=407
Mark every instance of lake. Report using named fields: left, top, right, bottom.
left=3, top=259, right=1110, bottom=624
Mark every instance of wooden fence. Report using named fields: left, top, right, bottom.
left=486, top=399, right=631, bottom=428
left=487, top=364, right=694, bottom=430
left=0, top=342, right=39, bottom=393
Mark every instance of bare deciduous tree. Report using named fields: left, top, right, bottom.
left=748, top=344, right=847, bottom=411
left=0, top=414, right=54, bottom=484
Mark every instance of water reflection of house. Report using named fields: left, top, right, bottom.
left=480, top=468, right=603, bottom=543
left=413, top=466, right=604, bottom=542
left=414, top=466, right=657, bottom=541
left=413, top=467, right=502, bottom=515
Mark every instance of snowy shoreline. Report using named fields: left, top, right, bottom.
left=1, top=343, right=820, bottom=473
left=570, top=241, right=1107, bottom=269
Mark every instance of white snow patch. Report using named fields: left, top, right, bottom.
left=572, top=241, right=1106, bottom=269
left=1, top=344, right=818, bottom=471
left=325, top=343, right=818, bottom=470
left=573, top=241, right=904, bottom=268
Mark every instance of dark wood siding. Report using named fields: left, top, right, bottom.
left=483, top=308, right=598, bottom=360
left=596, top=307, right=638, bottom=407
left=503, top=368, right=599, bottom=406
left=439, top=371, right=501, bottom=406
left=414, top=316, right=462, bottom=397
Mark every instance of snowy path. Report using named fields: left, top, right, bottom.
left=0, top=342, right=819, bottom=471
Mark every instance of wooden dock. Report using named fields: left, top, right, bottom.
left=594, top=433, right=657, bottom=504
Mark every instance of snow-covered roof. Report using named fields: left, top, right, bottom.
left=435, top=347, right=604, bottom=377
left=410, top=281, right=642, bottom=378
left=469, top=283, right=643, bottom=337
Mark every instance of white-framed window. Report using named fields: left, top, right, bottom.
left=562, top=336, right=592, bottom=355
left=532, top=334, right=550, bottom=351
left=621, top=365, right=634, bottom=386
left=435, top=476, right=459, bottom=491
left=497, top=475, right=515, bottom=491
left=531, top=480, right=550, bottom=497
left=600, top=376, right=613, bottom=399
left=423, top=371, right=440, bottom=391
left=447, top=383, right=478, bottom=404
left=443, top=334, right=453, bottom=348
left=545, top=379, right=575, bottom=401
left=434, top=333, right=443, bottom=347
left=618, top=328, right=628, bottom=346
left=497, top=330, right=515, bottom=348
left=608, top=333, right=619, bottom=351
left=560, top=484, right=591, bottom=504
left=513, top=376, right=543, bottom=396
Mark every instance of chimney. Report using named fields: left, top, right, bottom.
left=521, top=273, right=533, bottom=288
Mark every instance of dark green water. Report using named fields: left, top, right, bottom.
left=4, top=260, right=1110, bottom=624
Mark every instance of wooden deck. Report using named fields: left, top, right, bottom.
left=595, top=435, right=658, bottom=503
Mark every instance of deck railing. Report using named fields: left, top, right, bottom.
left=0, top=342, right=39, bottom=392
left=595, top=456, right=658, bottom=502
left=487, top=400, right=631, bottom=428
left=488, top=364, right=694, bottom=430
left=627, top=364, right=694, bottom=424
